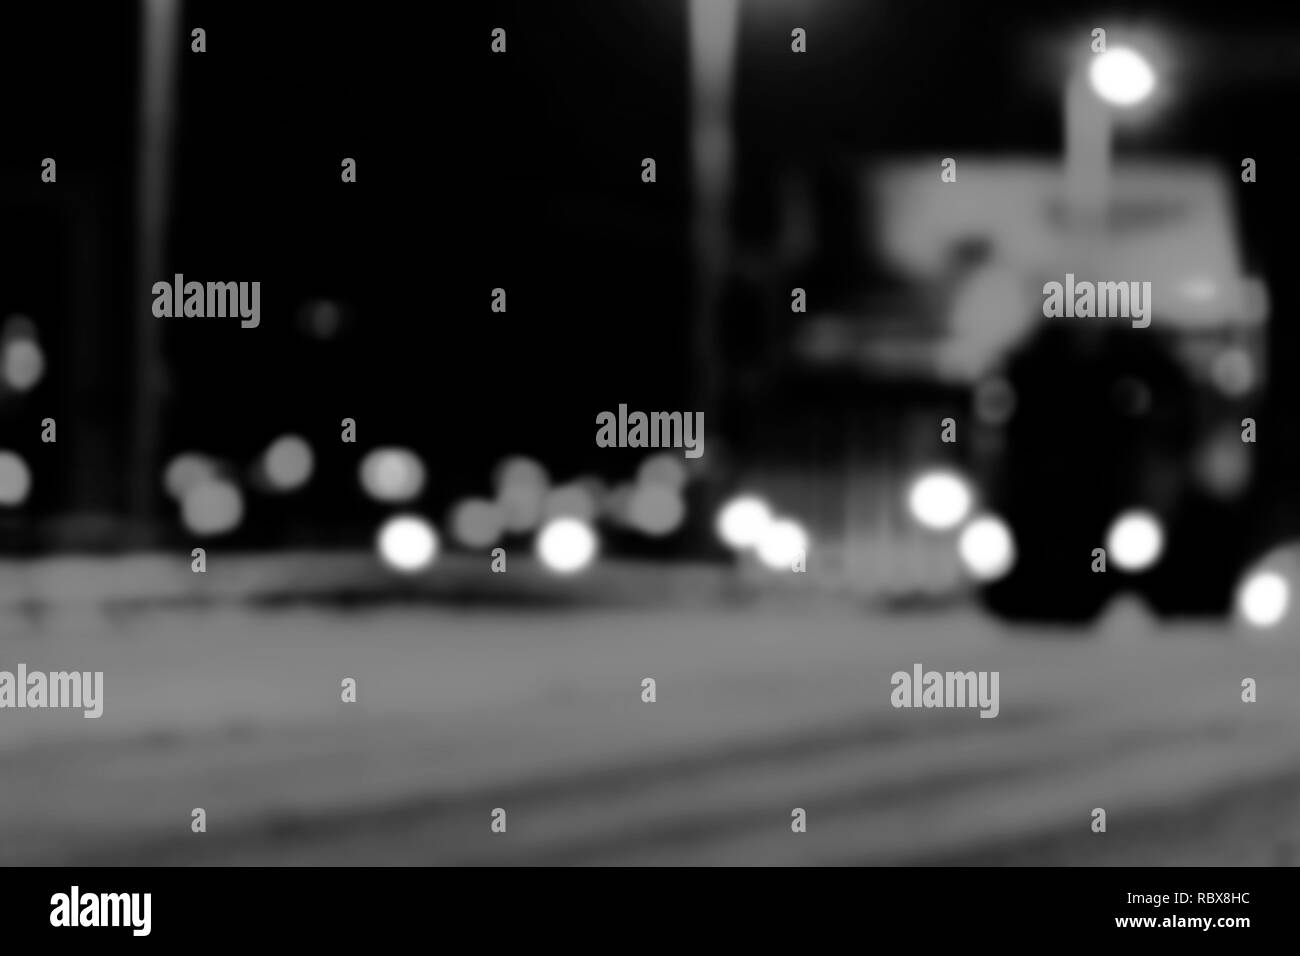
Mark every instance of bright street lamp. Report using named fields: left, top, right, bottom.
left=1089, top=47, right=1157, bottom=107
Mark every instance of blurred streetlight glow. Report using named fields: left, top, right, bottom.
left=2, top=338, right=45, bottom=392
left=359, top=447, right=426, bottom=503
left=1106, top=510, right=1164, bottom=572
left=263, top=434, right=314, bottom=492
left=1209, top=348, right=1255, bottom=397
left=449, top=498, right=506, bottom=549
left=756, top=517, right=808, bottom=571
left=628, top=484, right=686, bottom=537
left=958, top=515, right=1016, bottom=581
left=637, top=452, right=689, bottom=490
left=376, top=514, right=438, bottom=573
left=164, top=453, right=218, bottom=501
left=494, top=455, right=549, bottom=533
left=1089, top=47, right=1156, bottom=107
left=1237, top=570, right=1289, bottom=630
left=907, top=470, right=973, bottom=531
left=716, top=494, right=773, bottom=550
left=181, top=478, right=244, bottom=536
left=537, top=518, right=598, bottom=574
left=0, top=451, right=32, bottom=506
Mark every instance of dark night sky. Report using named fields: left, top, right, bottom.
left=1, top=0, right=1297, bottom=534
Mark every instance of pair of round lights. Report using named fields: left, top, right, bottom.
left=955, top=510, right=1165, bottom=583
left=376, top=514, right=598, bottom=576
left=715, top=495, right=809, bottom=571
left=904, top=471, right=1015, bottom=581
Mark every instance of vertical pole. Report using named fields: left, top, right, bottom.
left=131, top=0, right=182, bottom=540
left=1063, top=73, right=1112, bottom=248
left=687, top=0, right=740, bottom=432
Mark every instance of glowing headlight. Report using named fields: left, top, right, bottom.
left=907, top=470, right=972, bottom=531
left=958, top=515, right=1016, bottom=581
left=1105, top=510, right=1164, bottom=572
left=1236, top=570, right=1290, bottom=630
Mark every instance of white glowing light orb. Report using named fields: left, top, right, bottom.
left=716, top=495, right=773, bottom=550
left=2, top=338, right=45, bottom=392
left=1106, top=510, right=1164, bottom=572
left=957, top=515, right=1016, bottom=581
left=1237, top=570, right=1290, bottom=629
left=1089, top=47, right=1156, bottom=107
left=0, top=451, right=32, bottom=506
left=628, top=483, right=686, bottom=537
left=500, top=483, right=546, bottom=533
left=164, top=453, right=218, bottom=501
left=493, top=456, right=549, bottom=494
left=907, top=470, right=973, bottom=531
left=377, top=514, right=438, bottom=573
left=1210, top=348, right=1255, bottom=398
left=181, top=479, right=244, bottom=536
left=263, top=434, right=314, bottom=492
left=359, top=447, right=426, bottom=503
left=637, top=452, right=688, bottom=490
left=449, top=498, right=505, bottom=549
left=493, top=455, right=550, bottom=533
left=756, top=518, right=809, bottom=571
left=536, top=518, right=597, bottom=574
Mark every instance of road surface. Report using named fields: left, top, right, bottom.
left=1, top=557, right=1297, bottom=865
